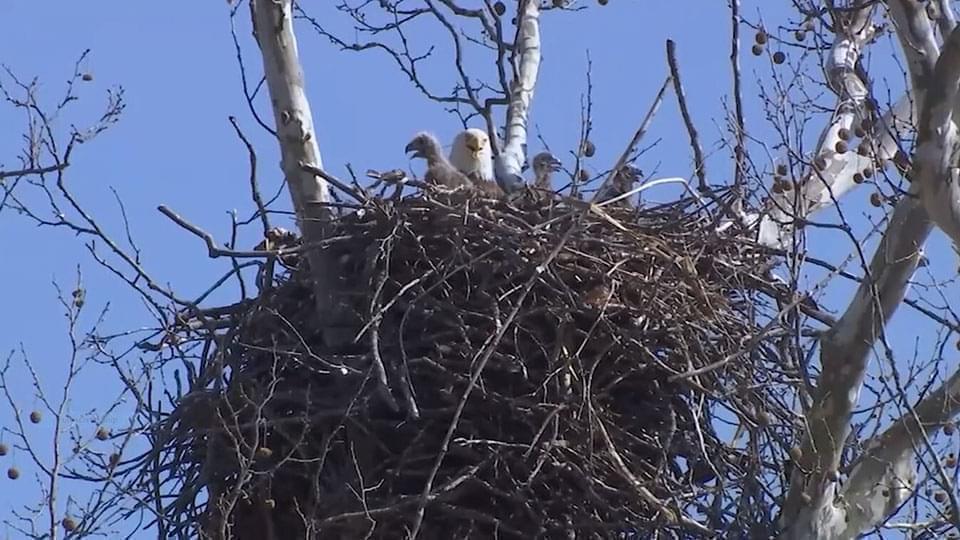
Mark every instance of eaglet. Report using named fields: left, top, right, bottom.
left=596, top=165, right=642, bottom=207
left=405, top=132, right=473, bottom=189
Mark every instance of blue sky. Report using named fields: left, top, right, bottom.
left=0, top=1, right=955, bottom=537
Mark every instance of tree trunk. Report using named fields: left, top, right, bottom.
left=250, top=0, right=343, bottom=338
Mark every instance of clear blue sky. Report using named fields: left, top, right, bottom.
left=0, top=1, right=954, bottom=537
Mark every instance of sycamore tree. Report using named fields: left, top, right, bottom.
left=5, top=0, right=960, bottom=538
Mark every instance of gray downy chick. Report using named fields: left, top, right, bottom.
left=405, top=132, right=473, bottom=189
left=596, top=164, right=642, bottom=207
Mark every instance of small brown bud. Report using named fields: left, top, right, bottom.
left=755, top=31, right=768, bottom=45
left=751, top=44, right=764, bottom=56
left=773, top=51, right=786, bottom=64
left=95, top=427, right=110, bottom=441
left=62, top=517, right=78, bottom=531
left=870, top=192, right=883, bottom=207
left=7, top=467, right=19, bottom=480
left=29, top=411, right=41, bottom=424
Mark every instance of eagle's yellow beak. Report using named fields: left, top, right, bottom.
left=465, top=136, right=485, bottom=156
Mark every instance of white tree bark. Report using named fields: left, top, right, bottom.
left=917, top=27, right=960, bottom=245
left=755, top=5, right=909, bottom=250
left=250, top=0, right=340, bottom=329
left=493, top=0, right=541, bottom=193
left=779, top=3, right=960, bottom=537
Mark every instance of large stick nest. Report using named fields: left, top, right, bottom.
left=159, top=189, right=793, bottom=539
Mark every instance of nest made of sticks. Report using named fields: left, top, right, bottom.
left=159, top=188, right=793, bottom=539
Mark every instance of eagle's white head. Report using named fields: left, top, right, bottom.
left=449, top=128, right=495, bottom=183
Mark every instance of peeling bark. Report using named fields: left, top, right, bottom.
left=779, top=3, right=959, bottom=537
left=250, top=0, right=342, bottom=335
left=493, top=0, right=541, bottom=193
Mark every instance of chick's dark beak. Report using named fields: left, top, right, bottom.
left=404, top=141, right=420, bottom=158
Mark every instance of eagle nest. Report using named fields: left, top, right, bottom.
left=157, top=188, right=795, bottom=539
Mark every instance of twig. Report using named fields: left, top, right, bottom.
left=666, top=39, right=708, bottom=192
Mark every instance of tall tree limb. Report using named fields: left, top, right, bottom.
left=250, top=0, right=342, bottom=335
left=779, top=3, right=950, bottom=537
left=493, top=0, right=541, bottom=193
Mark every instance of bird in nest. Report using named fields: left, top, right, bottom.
left=531, top=152, right=563, bottom=191
left=405, top=132, right=473, bottom=190
left=595, top=164, right=643, bottom=207
left=407, top=130, right=505, bottom=197
left=449, top=128, right=495, bottom=184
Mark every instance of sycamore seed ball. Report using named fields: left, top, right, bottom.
left=0, top=443, right=7, bottom=456
left=834, top=140, right=848, bottom=154
left=755, top=30, right=767, bottom=45
left=751, top=44, right=764, bottom=56
left=7, top=467, right=19, bottom=480
left=95, top=427, right=110, bottom=441
left=62, top=517, right=77, bottom=532
left=936, top=491, right=948, bottom=503
left=583, top=140, right=596, bottom=157
left=870, top=192, right=882, bottom=207
left=945, top=422, right=956, bottom=435
left=494, top=1, right=506, bottom=15
left=773, top=51, right=786, bottom=64
left=776, top=163, right=788, bottom=176
left=795, top=30, right=806, bottom=41
left=29, top=411, right=41, bottom=424
left=853, top=172, right=864, bottom=184
left=81, top=73, right=93, bottom=82
left=838, top=127, right=851, bottom=141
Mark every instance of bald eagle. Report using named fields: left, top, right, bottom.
left=531, top=152, right=562, bottom=190
left=596, top=165, right=642, bottom=207
left=405, top=132, right=473, bottom=189
left=449, top=128, right=495, bottom=184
